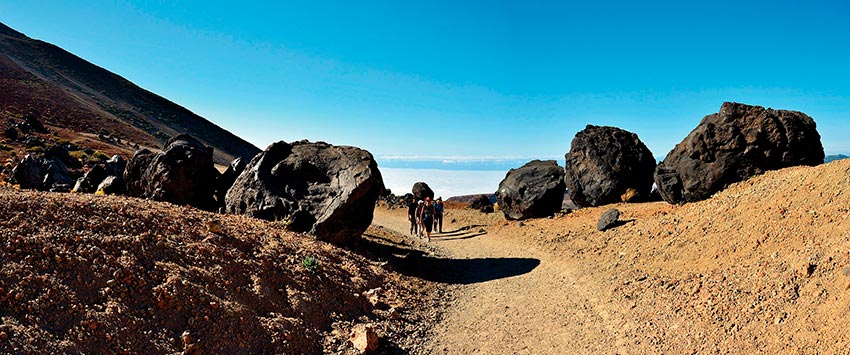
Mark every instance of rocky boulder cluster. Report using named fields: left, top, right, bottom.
left=493, top=101, right=824, bottom=221
left=7, top=134, right=386, bottom=245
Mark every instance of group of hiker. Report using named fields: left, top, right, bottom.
left=406, top=196, right=444, bottom=242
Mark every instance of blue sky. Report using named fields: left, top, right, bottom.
left=2, top=0, right=849, bottom=165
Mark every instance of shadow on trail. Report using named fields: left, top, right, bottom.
left=359, top=235, right=539, bottom=285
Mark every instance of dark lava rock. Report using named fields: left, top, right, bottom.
left=225, top=140, right=384, bottom=245
left=214, top=157, right=246, bottom=207
left=138, top=134, right=219, bottom=210
left=124, top=149, right=154, bottom=197
left=496, top=160, right=566, bottom=220
left=565, top=125, right=656, bottom=207
left=24, top=114, right=46, bottom=133
left=11, top=155, right=43, bottom=189
left=46, top=144, right=82, bottom=170
left=655, top=102, right=824, bottom=204
left=597, top=208, right=621, bottom=231
left=4, top=126, right=17, bottom=140
left=468, top=194, right=494, bottom=213
left=42, top=158, right=73, bottom=192
left=105, top=155, right=127, bottom=177
left=412, top=182, right=434, bottom=201
left=72, top=165, right=108, bottom=193
left=96, top=176, right=123, bottom=195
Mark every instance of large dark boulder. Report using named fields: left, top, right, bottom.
left=214, top=157, right=246, bottom=207
left=46, top=144, right=82, bottom=170
left=496, top=160, right=566, bottom=220
left=4, top=126, right=17, bottom=140
left=655, top=102, right=824, bottom=204
left=124, top=149, right=154, bottom=197
left=564, top=125, right=656, bottom=207
left=468, top=194, right=494, bottom=213
left=72, top=165, right=108, bottom=193
left=10, top=155, right=43, bottom=189
left=105, top=155, right=127, bottom=177
left=412, top=182, right=434, bottom=200
left=225, top=140, right=384, bottom=245
left=42, top=158, right=73, bottom=192
left=138, top=134, right=219, bottom=210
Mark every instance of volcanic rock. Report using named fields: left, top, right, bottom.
left=4, top=126, right=17, bottom=140
left=73, top=165, right=108, bottom=193
left=412, top=182, right=434, bottom=201
left=10, top=154, right=43, bottom=189
left=105, top=155, right=127, bottom=177
left=654, top=102, right=824, bottom=204
left=225, top=140, right=384, bottom=245
left=42, top=158, right=73, bottom=192
left=46, top=144, right=82, bottom=169
left=124, top=149, right=154, bottom=197
left=96, top=176, right=123, bottom=195
left=565, top=125, right=656, bottom=207
left=141, top=134, right=219, bottom=210
left=468, top=194, right=494, bottom=213
left=24, top=114, right=46, bottom=133
left=597, top=208, right=621, bottom=231
left=496, top=160, right=566, bottom=220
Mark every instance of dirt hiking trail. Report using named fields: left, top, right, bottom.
left=371, top=159, right=850, bottom=355
left=372, top=208, right=628, bottom=354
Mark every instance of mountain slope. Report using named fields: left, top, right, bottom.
left=0, top=21, right=259, bottom=164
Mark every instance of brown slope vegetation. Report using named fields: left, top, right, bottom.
left=0, top=189, right=441, bottom=354
left=373, top=159, right=850, bottom=354
left=0, top=22, right=259, bottom=165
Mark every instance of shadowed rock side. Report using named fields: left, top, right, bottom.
left=124, top=134, right=219, bottom=210
left=565, top=125, right=656, bottom=207
left=655, top=102, right=824, bottom=204
left=496, top=160, right=566, bottom=220
left=225, top=140, right=385, bottom=245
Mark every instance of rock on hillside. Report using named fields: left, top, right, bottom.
left=225, top=140, right=384, bottom=245
left=655, top=102, right=823, bottom=204
left=564, top=125, right=656, bottom=207
left=124, top=134, right=219, bottom=211
left=0, top=188, right=428, bottom=354
left=496, top=160, right=566, bottom=220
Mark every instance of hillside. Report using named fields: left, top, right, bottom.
left=0, top=189, right=444, bottom=354
left=0, top=21, right=259, bottom=165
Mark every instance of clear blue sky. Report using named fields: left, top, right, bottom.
left=2, top=0, right=849, bottom=161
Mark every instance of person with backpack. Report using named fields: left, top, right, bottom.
left=433, top=197, right=444, bottom=233
left=415, top=200, right=425, bottom=238
left=420, top=197, right=436, bottom=242
left=406, top=196, right=418, bottom=236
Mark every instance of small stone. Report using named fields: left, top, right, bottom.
left=350, top=323, right=378, bottom=353
left=517, top=221, right=525, bottom=227
left=597, top=208, right=621, bottom=231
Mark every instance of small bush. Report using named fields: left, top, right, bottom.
left=92, top=151, right=109, bottom=162
left=302, top=255, right=319, bottom=273
left=25, top=146, right=44, bottom=154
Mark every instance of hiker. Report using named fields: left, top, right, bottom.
left=433, top=197, right=444, bottom=233
left=415, top=200, right=425, bottom=237
left=407, top=196, right=418, bottom=236
left=420, top=197, right=436, bottom=242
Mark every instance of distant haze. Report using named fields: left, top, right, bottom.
left=380, top=168, right=506, bottom=198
